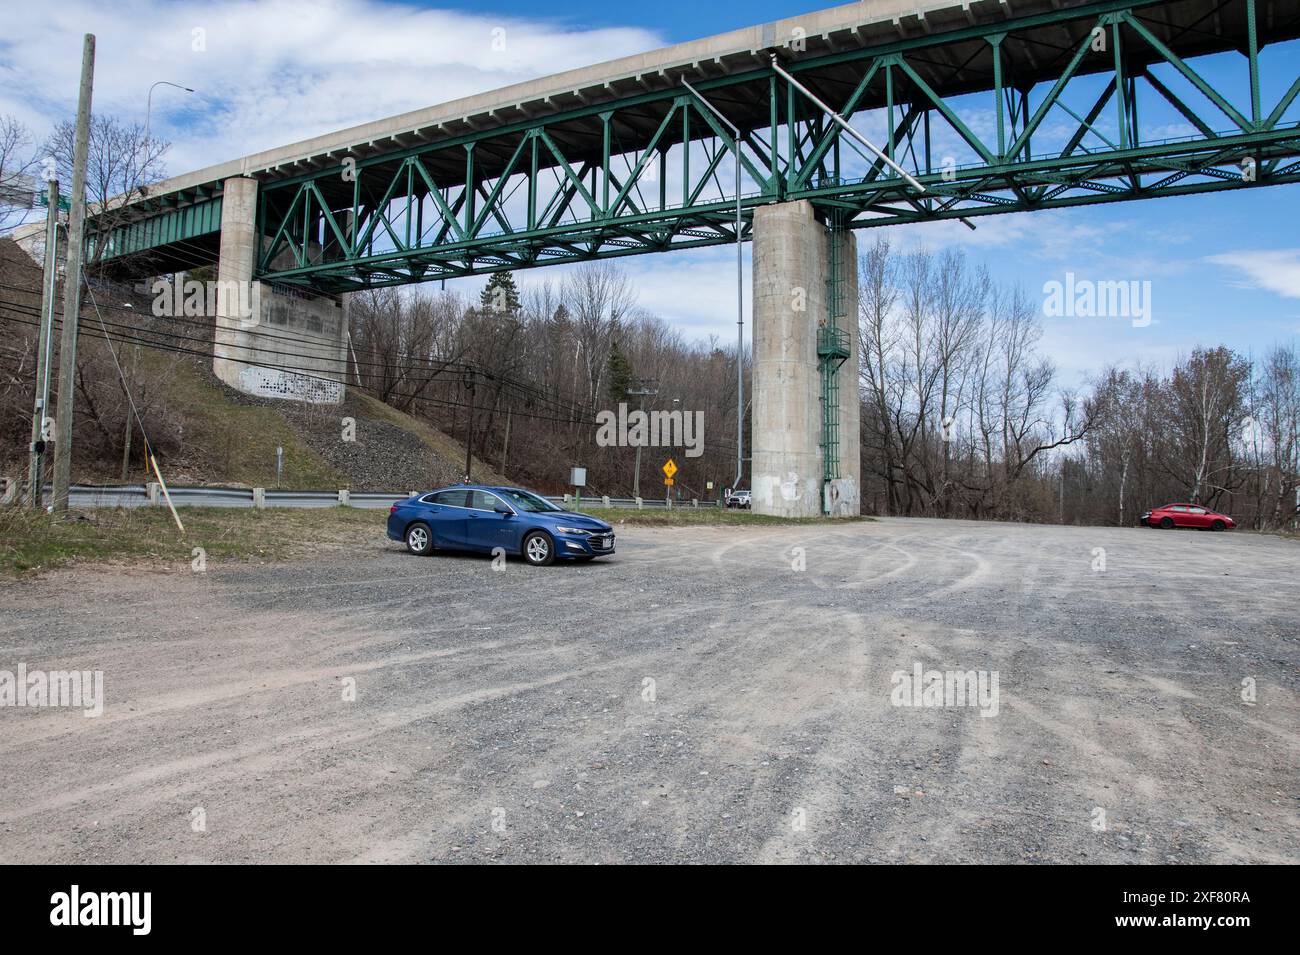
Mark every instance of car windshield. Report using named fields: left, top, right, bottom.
left=497, top=488, right=563, bottom=513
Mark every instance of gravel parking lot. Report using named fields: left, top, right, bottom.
left=0, top=517, right=1295, bottom=864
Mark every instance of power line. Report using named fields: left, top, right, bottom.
left=3, top=269, right=745, bottom=455
left=0, top=278, right=605, bottom=420
left=0, top=289, right=594, bottom=420
left=0, top=303, right=610, bottom=428
left=0, top=297, right=744, bottom=456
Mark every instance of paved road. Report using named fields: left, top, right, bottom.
left=0, top=517, right=1295, bottom=863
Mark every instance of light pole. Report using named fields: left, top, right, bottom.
left=144, top=81, right=195, bottom=144
left=681, top=78, right=745, bottom=493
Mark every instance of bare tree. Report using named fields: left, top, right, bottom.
left=858, top=236, right=902, bottom=513
left=1257, top=344, right=1299, bottom=526
left=45, top=115, right=169, bottom=267
left=0, top=115, right=40, bottom=233
left=348, top=286, right=463, bottom=410
left=1163, top=347, right=1249, bottom=505
left=562, top=262, right=636, bottom=418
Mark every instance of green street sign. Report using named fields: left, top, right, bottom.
left=36, top=192, right=71, bottom=212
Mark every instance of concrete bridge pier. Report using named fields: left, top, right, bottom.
left=213, top=176, right=348, bottom=404
left=751, top=200, right=860, bottom=517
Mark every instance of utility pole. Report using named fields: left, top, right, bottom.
left=27, top=179, right=61, bottom=508
left=464, top=366, right=476, bottom=481
left=51, top=34, right=95, bottom=514
left=120, top=335, right=139, bottom=480
left=1059, top=459, right=1066, bottom=524
left=627, top=378, right=658, bottom=498
left=500, top=403, right=512, bottom=476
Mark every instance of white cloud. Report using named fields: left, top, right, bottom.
left=623, top=247, right=752, bottom=339
left=1039, top=316, right=1188, bottom=386
left=1205, top=249, right=1300, bottom=299
left=7, top=0, right=1295, bottom=372
left=0, top=0, right=662, bottom=173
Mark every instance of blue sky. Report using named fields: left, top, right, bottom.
left=423, top=0, right=837, bottom=38
left=3, top=0, right=1298, bottom=387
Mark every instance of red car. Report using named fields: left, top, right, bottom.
left=1140, top=503, right=1236, bottom=531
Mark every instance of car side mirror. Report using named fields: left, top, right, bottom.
left=494, top=503, right=513, bottom=515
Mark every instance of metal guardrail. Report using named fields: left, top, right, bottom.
left=2, top=481, right=722, bottom=511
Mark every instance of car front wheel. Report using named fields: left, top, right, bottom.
left=405, top=522, right=434, bottom=555
left=1211, top=519, right=1226, bottom=531
left=522, top=531, right=555, bottom=566
left=1159, top=517, right=1174, bottom=529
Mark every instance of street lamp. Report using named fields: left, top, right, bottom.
left=681, top=78, right=745, bottom=494
left=144, top=81, right=195, bottom=144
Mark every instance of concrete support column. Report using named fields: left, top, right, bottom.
left=751, top=200, right=860, bottom=517
left=212, top=175, right=348, bottom=404
left=213, top=176, right=260, bottom=391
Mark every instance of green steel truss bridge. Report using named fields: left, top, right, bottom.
left=94, top=0, right=1300, bottom=293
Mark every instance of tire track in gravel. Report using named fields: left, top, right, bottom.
left=2, top=518, right=1295, bottom=863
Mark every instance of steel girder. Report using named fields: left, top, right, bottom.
left=108, top=0, right=1300, bottom=290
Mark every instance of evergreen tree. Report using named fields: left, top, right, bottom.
left=608, top=339, right=635, bottom=404
left=480, top=271, right=520, bottom=313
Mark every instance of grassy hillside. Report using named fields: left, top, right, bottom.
left=0, top=235, right=504, bottom=493
left=0, top=323, right=508, bottom=493
left=144, top=349, right=349, bottom=489
left=140, top=355, right=511, bottom=491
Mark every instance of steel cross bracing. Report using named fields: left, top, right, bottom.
left=92, top=0, right=1300, bottom=290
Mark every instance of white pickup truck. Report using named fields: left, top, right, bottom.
left=725, top=489, right=751, bottom=509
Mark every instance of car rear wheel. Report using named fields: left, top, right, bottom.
left=1211, top=519, right=1226, bottom=531
left=405, top=522, right=434, bottom=555
left=1159, top=517, right=1174, bottom=529
left=522, top=531, right=555, bottom=566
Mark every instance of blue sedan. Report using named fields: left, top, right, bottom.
left=387, top=485, right=616, bottom=566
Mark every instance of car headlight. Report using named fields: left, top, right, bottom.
left=555, top=526, right=590, bottom=536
